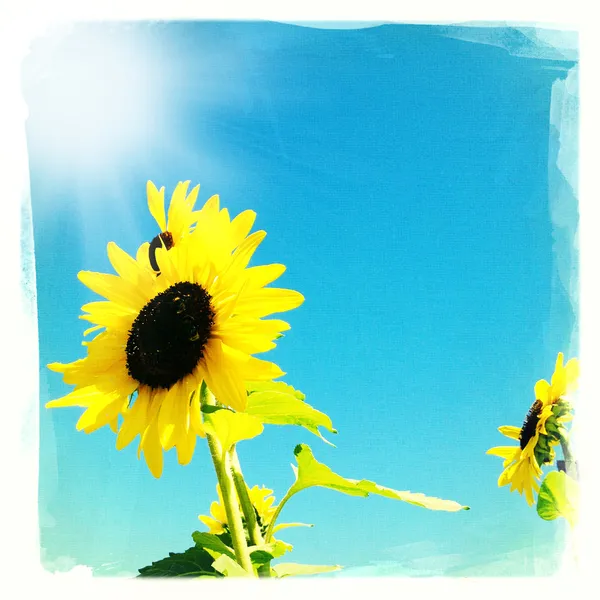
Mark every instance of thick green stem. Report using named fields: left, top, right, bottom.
left=229, top=447, right=271, bottom=577
left=230, top=448, right=263, bottom=546
left=203, top=388, right=255, bottom=576
left=560, top=436, right=577, bottom=480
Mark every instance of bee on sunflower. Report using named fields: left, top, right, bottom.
left=487, top=352, right=578, bottom=506
left=46, top=181, right=304, bottom=478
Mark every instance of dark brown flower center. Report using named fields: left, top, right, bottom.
left=125, top=281, right=215, bottom=389
left=519, top=399, right=543, bottom=450
left=148, top=231, right=174, bottom=272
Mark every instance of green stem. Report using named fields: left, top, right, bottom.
left=560, top=436, right=577, bottom=480
left=264, top=490, right=295, bottom=544
left=203, top=388, right=255, bottom=576
left=229, top=447, right=271, bottom=577
left=230, top=447, right=263, bottom=546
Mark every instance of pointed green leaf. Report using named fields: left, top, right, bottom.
left=246, top=384, right=337, bottom=445
left=272, top=563, right=342, bottom=577
left=288, top=444, right=469, bottom=511
left=192, top=531, right=236, bottom=560
left=203, top=409, right=263, bottom=455
left=272, top=522, right=314, bottom=534
left=537, top=471, right=579, bottom=526
left=212, top=554, right=253, bottom=577
left=137, top=545, right=221, bottom=578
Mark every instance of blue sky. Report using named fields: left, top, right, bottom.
left=23, top=21, right=578, bottom=576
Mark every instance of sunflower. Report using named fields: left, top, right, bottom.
left=46, top=185, right=304, bottom=478
left=487, top=352, right=578, bottom=505
left=200, top=484, right=277, bottom=540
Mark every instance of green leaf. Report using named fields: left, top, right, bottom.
left=249, top=550, right=275, bottom=566
left=203, top=409, right=264, bottom=455
left=192, top=531, right=236, bottom=560
left=288, top=444, right=469, bottom=511
left=272, top=563, right=342, bottom=577
left=537, top=471, right=579, bottom=526
left=249, top=539, right=293, bottom=563
left=272, top=522, right=314, bottom=534
left=211, top=554, right=253, bottom=577
left=137, top=545, right=221, bottom=578
left=246, top=384, right=337, bottom=445
left=247, top=380, right=306, bottom=400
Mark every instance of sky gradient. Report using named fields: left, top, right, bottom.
left=23, top=21, right=578, bottom=577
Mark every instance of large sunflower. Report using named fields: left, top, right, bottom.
left=46, top=186, right=304, bottom=478
left=199, top=484, right=277, bottom=540
left=487, top=352, right=578, bottom=505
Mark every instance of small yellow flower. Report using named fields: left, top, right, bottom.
left=487, top=352, right=578, bottom=506
left=199, top=484, right=277, bottom=538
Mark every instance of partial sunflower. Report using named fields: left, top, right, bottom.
left=200, top=484, right=277, bottom=540
left=487, top=352, right=578, bottom=506
left=46, top=194, right=304, bottom=478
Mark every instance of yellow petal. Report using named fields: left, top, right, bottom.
left=564, top=358, right=580, bottom=393
left=243, top=264, right=286, bottom=289
left=498, top=425, right=521, bottom=441
left=198, top=194, right=220, bottom=219
left=78, top=271, right=149, bottom=311
left=534, top=379, right=551, bottom=404
left=167, top=180, right=192, bottom=241
left=139, top=417, right=163, bottom=478
left=76, top=394, right=124, bottom=431
left=215, top=231, right=267, bottom=292
left=498, top=462, right=519, bottom=487
left=487, top=445, right=519, bottom=460
left=136, top=242, right=153, bottom=271
left=234, top=288, right=305, bottom=318
left=147, top=181, right=167, bottom=231
left=176, top=429, right=197, bottom=466
left=201, top=339, right=248, bottom=411
left=234, top=352, right=285, bottom=381
left=46, top=385, right=114, bottom=409
left=116, top=389, right=150, bottom=450
left=198, top=515, right=225, bottom=534
left=157, top=381, right=183, bottom=449
left=186, top=184, right=200, bottom=210
left=229, top=210, right=256, bottom=249
left=190, top=386, right=206, bottom=437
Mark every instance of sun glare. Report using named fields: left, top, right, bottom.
left=25, top=27, right=159, bottom=174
